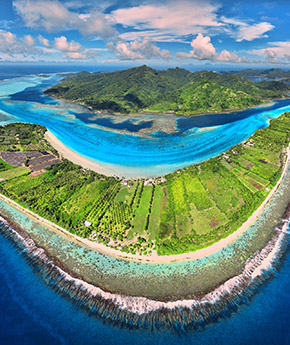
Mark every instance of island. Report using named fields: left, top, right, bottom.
left=221, top=67, right=290, bottom=82
left=45, top=66, right=290, bottom=115
left=0, top=110, right=289, bottom=258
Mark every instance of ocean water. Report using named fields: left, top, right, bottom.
left=0, top=72, right=290, bottom=177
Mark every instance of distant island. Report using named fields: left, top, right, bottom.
left=221, top=67, right=290, bottom=81
left=0, top=111, right=290, bottom=258
left=45, top=66, right=290, bottom=115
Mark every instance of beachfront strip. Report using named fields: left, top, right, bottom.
left=0, top=113, right=290, bottom=257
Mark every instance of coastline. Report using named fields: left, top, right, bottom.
left=142, top=99, right=277, bottom=117
left=50, top=91, right=278, bottom=118
left=1, top=142, right=289, bottom=264
left=45, top=131, right=116, bottom=177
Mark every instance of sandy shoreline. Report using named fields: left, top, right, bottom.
left=0, top=141, right=289, bottom=264
left=45, top=130, right=160, bottom=179
left=45, top=131, right=116, bottom=177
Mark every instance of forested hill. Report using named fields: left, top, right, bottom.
left=45, top=65, right=290, bottom=115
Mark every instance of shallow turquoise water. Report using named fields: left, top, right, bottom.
left=1, top=75, right=290, bottom=177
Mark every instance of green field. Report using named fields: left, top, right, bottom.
left=147, top=186, right=164, bottom=240
left=132, top=186, right=153, bottom=235
left=0, top=166, right=30, bottom=180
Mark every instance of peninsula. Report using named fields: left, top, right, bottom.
left=0, top=111, right=290, bottom=258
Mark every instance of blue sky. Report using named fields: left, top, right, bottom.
left=0, top=0, right=290, bottom=68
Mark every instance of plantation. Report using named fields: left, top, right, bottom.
left=0, top=113, right=290, bottom=256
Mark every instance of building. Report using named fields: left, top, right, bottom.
left=84, top=220, right=92, bottom=227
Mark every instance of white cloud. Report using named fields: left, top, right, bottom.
left=13, top=0, right=116, bottom=40
left=177, top=33, right=247, bottom=63
left=22, top=34, right=35, bottom=47
left=220, top=16, right=274, bottom=42
left=110, top=1, right=221, bottom=42
left=111, top=2, right=275, bottom=44
left=107, top=41, right=143, bottom=59
left=235, top=22, right=274, bottom=42
left=0, top=30, right=37, bottom=55
left=54, top=36, right=81, bottom=52
left=64, top=51, right=86, bottom=59
left=177, top=34, right=217, bottom=60
left=38, top=35, right=50, bottom=47
left=0, top=30, right=99, bottom=62
left=53, top=35, right=98, bottom=59
left=190, top=33, right=216, bottom=60
left=216, top=50, right=243, bottom=62
left=107, top=37, right=170, bottom=60
left=252, top=41, right=290, bottom=63
left=119, top=30, right=187, bottom=43
left=265, top=49, right=278, bottom=63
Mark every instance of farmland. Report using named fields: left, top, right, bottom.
left=0, top=113, right=290, bottom=256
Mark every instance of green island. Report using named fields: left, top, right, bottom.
left=45, top=66, right=290, bottom=115
left=0, top=113, right=290, bottom=256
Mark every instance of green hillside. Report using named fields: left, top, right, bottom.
left=45, top=66, right=290, bottom=115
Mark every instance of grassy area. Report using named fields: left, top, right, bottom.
left=0, top=158, right=14, bottom=172
left=148, top=186, right=164, bottom=240
left=115, top=183, right=137, bottom=204
left=3, top=173, right=51, bottom=197
left=190, top=204, right=228, bottom=235
left=182, top=172, right=213, bottom=211
left=0, top=166, right=30, bottom=180
left=132, top=186, right=153, bottom=235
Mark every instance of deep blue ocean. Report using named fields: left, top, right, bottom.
left=1, top=64, right=290, bottom=344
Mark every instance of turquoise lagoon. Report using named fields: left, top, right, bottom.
left=0, top=74, right=290, bottom=177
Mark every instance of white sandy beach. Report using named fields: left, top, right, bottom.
left=45, top=131, right=116, bottom=176
left=45, top=130, right=164, bottom=179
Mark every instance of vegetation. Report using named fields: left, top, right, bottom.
left=45, top=66, right=290, bottom=115
left=0, top=114, right=290, bottom=256
left=0, top=166, right=30, bottom=180
left=0, top=123, right=55, bottom=153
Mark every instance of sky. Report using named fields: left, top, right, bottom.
left=0, top=0, right=290, bottom=68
